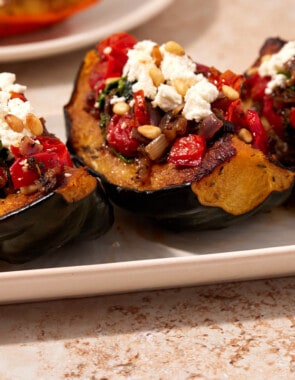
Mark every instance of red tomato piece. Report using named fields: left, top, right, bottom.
left=98, top=32, right=137, bottom=65
left=262, top=97, right=284, bottom=137
left=225, top=99, right=247, bottom=131
left=245, top=109, right=269, bottom=154
left=106, top=114, right=140, bottom=157
left=10, top=152, right=60, bottom=189
left=37, top=136, right=73, bottom=167
left=168, top=134, right=206, bottom=167
left=89, top=32, right=137, bottom=91
left=133, top=90, right=150, bottom=125
left=244, top=72, right=269, bottom=101
left=290, top=107, right=295, bottom=129
left=10, top=136, right=73, bottom=189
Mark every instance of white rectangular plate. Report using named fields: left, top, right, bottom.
left=1, top=205, right=295, bottom=304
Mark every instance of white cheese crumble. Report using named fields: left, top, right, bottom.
left=258, top=40, right=295, bottom=94
left=0, top=72, right=34, bottom=149
left=159, top=46, right=196, bottom=81
left=122, top=40, right=219, bottom=121
left=123, top=40, right=157, bottom=99
left=110, top=96, right=126, bottom=105
left=152, top=84, right=182, bottom=112
left=183, top=78, right=219, bottom=121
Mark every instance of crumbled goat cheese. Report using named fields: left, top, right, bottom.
left=183, top=78, right=219, bottom=121
left=0, top=72, right=34, bottom=148
left=110, top=96, right=126, bottom=105
left=160, top=47, right=196, bottom=81
left=258, top=40, right=295, bottom=94
left=121, top=40, right=219, bottom=122
left=123, top=40, right=158, bottom=99
left=152, top=84, right=182, bottom=112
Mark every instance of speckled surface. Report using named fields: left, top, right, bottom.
left=1, top=279, right=295, bottom=379
left=0, top=0, right=295, bottom=378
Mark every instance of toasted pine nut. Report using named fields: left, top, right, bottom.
left=138, top=125, right=162, bottom=140
left=261, top=54, right=271, bottom=63
left=25, top=113, right=44, bottom=136
left=222, top=84, right=240, bottom=100
left=151, top=45, right=162, bottom=66
left=5, top=114, right=24, bottom=132
left=149, top=66, right=165, bottom=87
left=246, top=67, right=258, bottom=76
left=20, top=184, right=39, bottom=195
left=173, top=78, right=196, bottom=96
left=164, top=41, right=185, bottom=56
left=112, top=101, right=130, bottom=115
left=238, top=128, right=253, bottom=144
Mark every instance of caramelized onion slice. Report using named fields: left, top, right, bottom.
left=145, top=134, right=169, bottom=161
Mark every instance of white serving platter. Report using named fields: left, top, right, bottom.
left=0, top=204, right=295, bottom=304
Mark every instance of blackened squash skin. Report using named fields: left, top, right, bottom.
left=0, top=167, right=113, bottom=263
left=65, top=49, right=295, bottom=231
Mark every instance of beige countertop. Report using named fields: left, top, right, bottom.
left=0, top=0, right=295, bottom=379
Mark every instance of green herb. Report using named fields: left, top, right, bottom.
left=99, top=112, right=111, bottom=132
left=96, top=76, right=133, bottom=111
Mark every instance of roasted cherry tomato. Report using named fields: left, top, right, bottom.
left=10, top=136, right=73, bottom=189
left=89, top=32, right=137, bottom=91
left=245, top=109, right=269, bottom=154
left=106, top=114, right=140, bottom=157
left=168, top=134, right=206, bottom=167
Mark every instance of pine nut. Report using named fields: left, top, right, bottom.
left=173, top=78, right=196, bottom=96
left=238, top=128, right=253, bottom=144
left=138, top=125, right=162, bottom=139
left=112, top=101, right=130, bottom=115
left=261, top=54, right=271, bottom=63
left=25, top=113, right=44, bottom=136
left=149, top=66, right=165, bottom=87
left=164, top=41, right=185, bottom=56
left=5, top=114, right=24, bottom=132
left=20, top=184, right=39, bottom=195
left=222, top=84, right=240, bottom=100
left=151, top=45, right=162, bottom=66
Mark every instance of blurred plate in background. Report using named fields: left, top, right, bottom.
left=0, top=0, right=173, bottom=62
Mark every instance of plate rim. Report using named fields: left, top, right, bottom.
left=1, top=244, right=295, bottom=304
left=0, top=0, right=174, bottom=62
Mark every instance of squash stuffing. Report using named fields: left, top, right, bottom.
left=65, top=33, right=295, bottom=230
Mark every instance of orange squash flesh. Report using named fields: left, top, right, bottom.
left=193, top=137, right=295, bottom=215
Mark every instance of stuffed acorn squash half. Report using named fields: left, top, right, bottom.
left=242, top=37, right=295, bottom=170
left=65, top=33, right=295, bottom=230
left=0, top=72, right=113, bottom=263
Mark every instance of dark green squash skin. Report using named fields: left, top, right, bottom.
left=100, top=176, right=293, bottom=231
left=0, top=178, right=113, bottom=263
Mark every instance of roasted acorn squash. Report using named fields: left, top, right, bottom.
left=0, top=72, right=113, bottom=263
left=0, top=166, right=113, bottom=263
left=242, top=37, right=295, bottom=170
left=0, top=0, right=99, bottom=37
left=65, top=33, right=295, bottom=230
